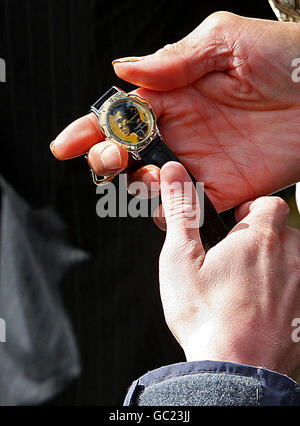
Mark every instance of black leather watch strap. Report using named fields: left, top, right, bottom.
left=91, top=86, right=121, bottom=112
left=139, top=135, right=228, bottom=248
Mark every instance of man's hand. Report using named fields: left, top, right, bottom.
left=159, top=161, right=300, bottom=380
left=51, top=12, right=300, bottom=217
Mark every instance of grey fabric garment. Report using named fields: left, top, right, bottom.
left=124, top=361, right=300, bottom=406
left=0, top=179, right=87, bottom=405
left=137, top=373, right=260, bottom=406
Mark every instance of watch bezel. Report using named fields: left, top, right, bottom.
left=98, top=92, right=157, bottom=152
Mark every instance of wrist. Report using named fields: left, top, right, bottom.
left=182, top=325, right=293, bottom=378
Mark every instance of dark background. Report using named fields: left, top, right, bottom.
left=0, top=0, right=298, bottom=406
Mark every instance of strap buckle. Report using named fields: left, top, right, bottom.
left=91, top=170, right=115, bottom=186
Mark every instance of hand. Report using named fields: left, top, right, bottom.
left=50, top=12, right=300, bottom=218
left=159, top=161, right=300, bottom=379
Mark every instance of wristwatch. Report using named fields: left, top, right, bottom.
left=268, top=0, right=300, bottom=22
left=90, top=86, right=228, bottom=248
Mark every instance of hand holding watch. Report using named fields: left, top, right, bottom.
left=89, top=86, right=228, bottom=248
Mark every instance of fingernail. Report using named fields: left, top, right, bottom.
left=50, top=136, right=65, bottom=157
left=50, top=140, right=62, bottom=160
left=139, top=168, right=159, bottom=183
left=161, top=162, right=187, bottom=186
left=101, top=144, right=122, bottom=170
left=112, top=56, right=145, bottom=65
left=148, top=168, right=160, bottom=180
left=50, top=140, right=55, bottom=153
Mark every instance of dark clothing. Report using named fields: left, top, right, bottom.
left=124, top=361, right=300, bottom=406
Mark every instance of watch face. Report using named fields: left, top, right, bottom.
left=106, top=97, right=154, bottom=146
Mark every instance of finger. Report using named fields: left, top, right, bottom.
left=87, top=140, right=129, bottom=177
left=112, top=12, right=237, bottom=91
left=127, top=165, right=160, bottom=199
left=235, top=197, right=290, bottom=236
left=50, top=113, right=103, bottom=160
left=160, top=162, right=204, bottom=253
left=134, top=88, right=164, bottom=119
left=153, top=204, right=166, bottom=231
left=234, top=201, right=254, bottom=223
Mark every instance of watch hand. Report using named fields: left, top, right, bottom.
left=126, top=113, right=139, bottom=124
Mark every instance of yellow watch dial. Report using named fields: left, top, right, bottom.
left=106, top=98, right=153, bottom=146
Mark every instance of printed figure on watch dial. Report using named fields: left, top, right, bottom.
left=108, top=100, right=151, bottom=144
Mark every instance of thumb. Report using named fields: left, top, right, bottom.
left=160, top=162, right=204, bottom=257
left=112, top=12, right=237, bottom=91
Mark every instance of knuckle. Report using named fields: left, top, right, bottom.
left=158, top=40, right=186, bottom=57
left=168, top=208, right=198, bottom=224
left=271, top=196, right=290, bottom=215
left=167, top=190, right=198, bottom=220
left=204, top=11, right=237, bottom=28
